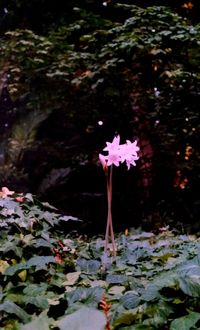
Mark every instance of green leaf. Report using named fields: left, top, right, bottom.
left=21, top=315, right=50, bottom=330
left=5, top=256, right=55, bottom=275
left=26, top=256, right=56, bottom=270
left=177, top=264, right=200, bottom=297
left=59, top=307, right=107, bottom=330
left=76, top=259, right=100, bottom=274
left=142, top=272, right=177, bottom=301
left=113, top=304, right=147, bottom=328
left=144, top=301, right=174, bottom=327
left=23, top=283, right=48, bottom=296
left=170, top=311, right=200, bottom=330
left=23, top=296, right=49, bottom=309
left=31, top=238, right=54, bottom=249
left=67, top=287, right=104, bottom=306
left=0, top=300, right=30, bottom=322
left=24, top=193, right=34, bottom=202
left=4, top=262, right=29, bottom=276
left=120, top=291, right=141, bottom=309
left=106, top=274, right=128, bottom=285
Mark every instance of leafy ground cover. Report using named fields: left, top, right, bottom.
left=1, top=189, right=200, bottom=329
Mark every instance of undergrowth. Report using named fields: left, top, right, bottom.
left=1, top=189, right=200, bottom=329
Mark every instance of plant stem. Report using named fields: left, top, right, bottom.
left=104, top=165, right=116, bottom=257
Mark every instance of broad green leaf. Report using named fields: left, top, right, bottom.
left=21, top=315, right=50, bottom=330
left=143, top=301, right=174, bottom=327
left=59, top=307, right=106, bottom=330
left=67, top=287, right=104, bottom=306
left=120, top=291, right=141, bottom=309
left=106, top=274, right=128, bottom=285
left=23, top=296, right=49, bottom=309
left=76, top=258, right=100, bottom=274
left=31, top=238, right=54, bottom=249
left=170, top=311, right=200, bottom=330
left=23, top=283, right=48, bottom=296
left=177, top=264, right=200, bottom=297
left=0, top=300, right=30, bottom=322
left=142, top=272, right=177, bottom=301
left=5, top=256, right=55, bottom=275
left=23, top=256, right=55, bottom=271
left=141, top=284, right=161, bottom=302
left=113, top=304, right=147, bottom=328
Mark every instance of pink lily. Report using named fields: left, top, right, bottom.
left=99, top=135, right=140, bottom=262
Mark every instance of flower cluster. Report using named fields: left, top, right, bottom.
left=99, top=135, right=139, bottom=170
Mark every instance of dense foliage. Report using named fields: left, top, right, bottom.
left=2, top=191, right=200, bottom=329
left=0, top=1, right=200, bottom=230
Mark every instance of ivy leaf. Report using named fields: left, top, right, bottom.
left=0, top=300, right=30, bottom=322
left=170, top=311, right=200, bottom=330
left=59, top=307, right=107, bottom=330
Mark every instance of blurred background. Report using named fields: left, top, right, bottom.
left=0, top=0, right=200, bottom=234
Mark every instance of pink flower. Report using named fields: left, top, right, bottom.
left=99, top=153, right=108, bottom=171
left=99, top=135, right=139, bottom=169
left=126, top=155, right=139, bottom=169
left=125, top=140, right=140, bottom=156
left=0, top=187, right=15, bottom=198
left=107, top=153, right=121, bottom=167
left=103, top=135, right=120, bottom=153
left=119, top=140, right=140, bottom=169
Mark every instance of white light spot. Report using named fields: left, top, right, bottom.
left=98, top=121, right=103, bottom=126
left=154, top=87, right=160, bottom=97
